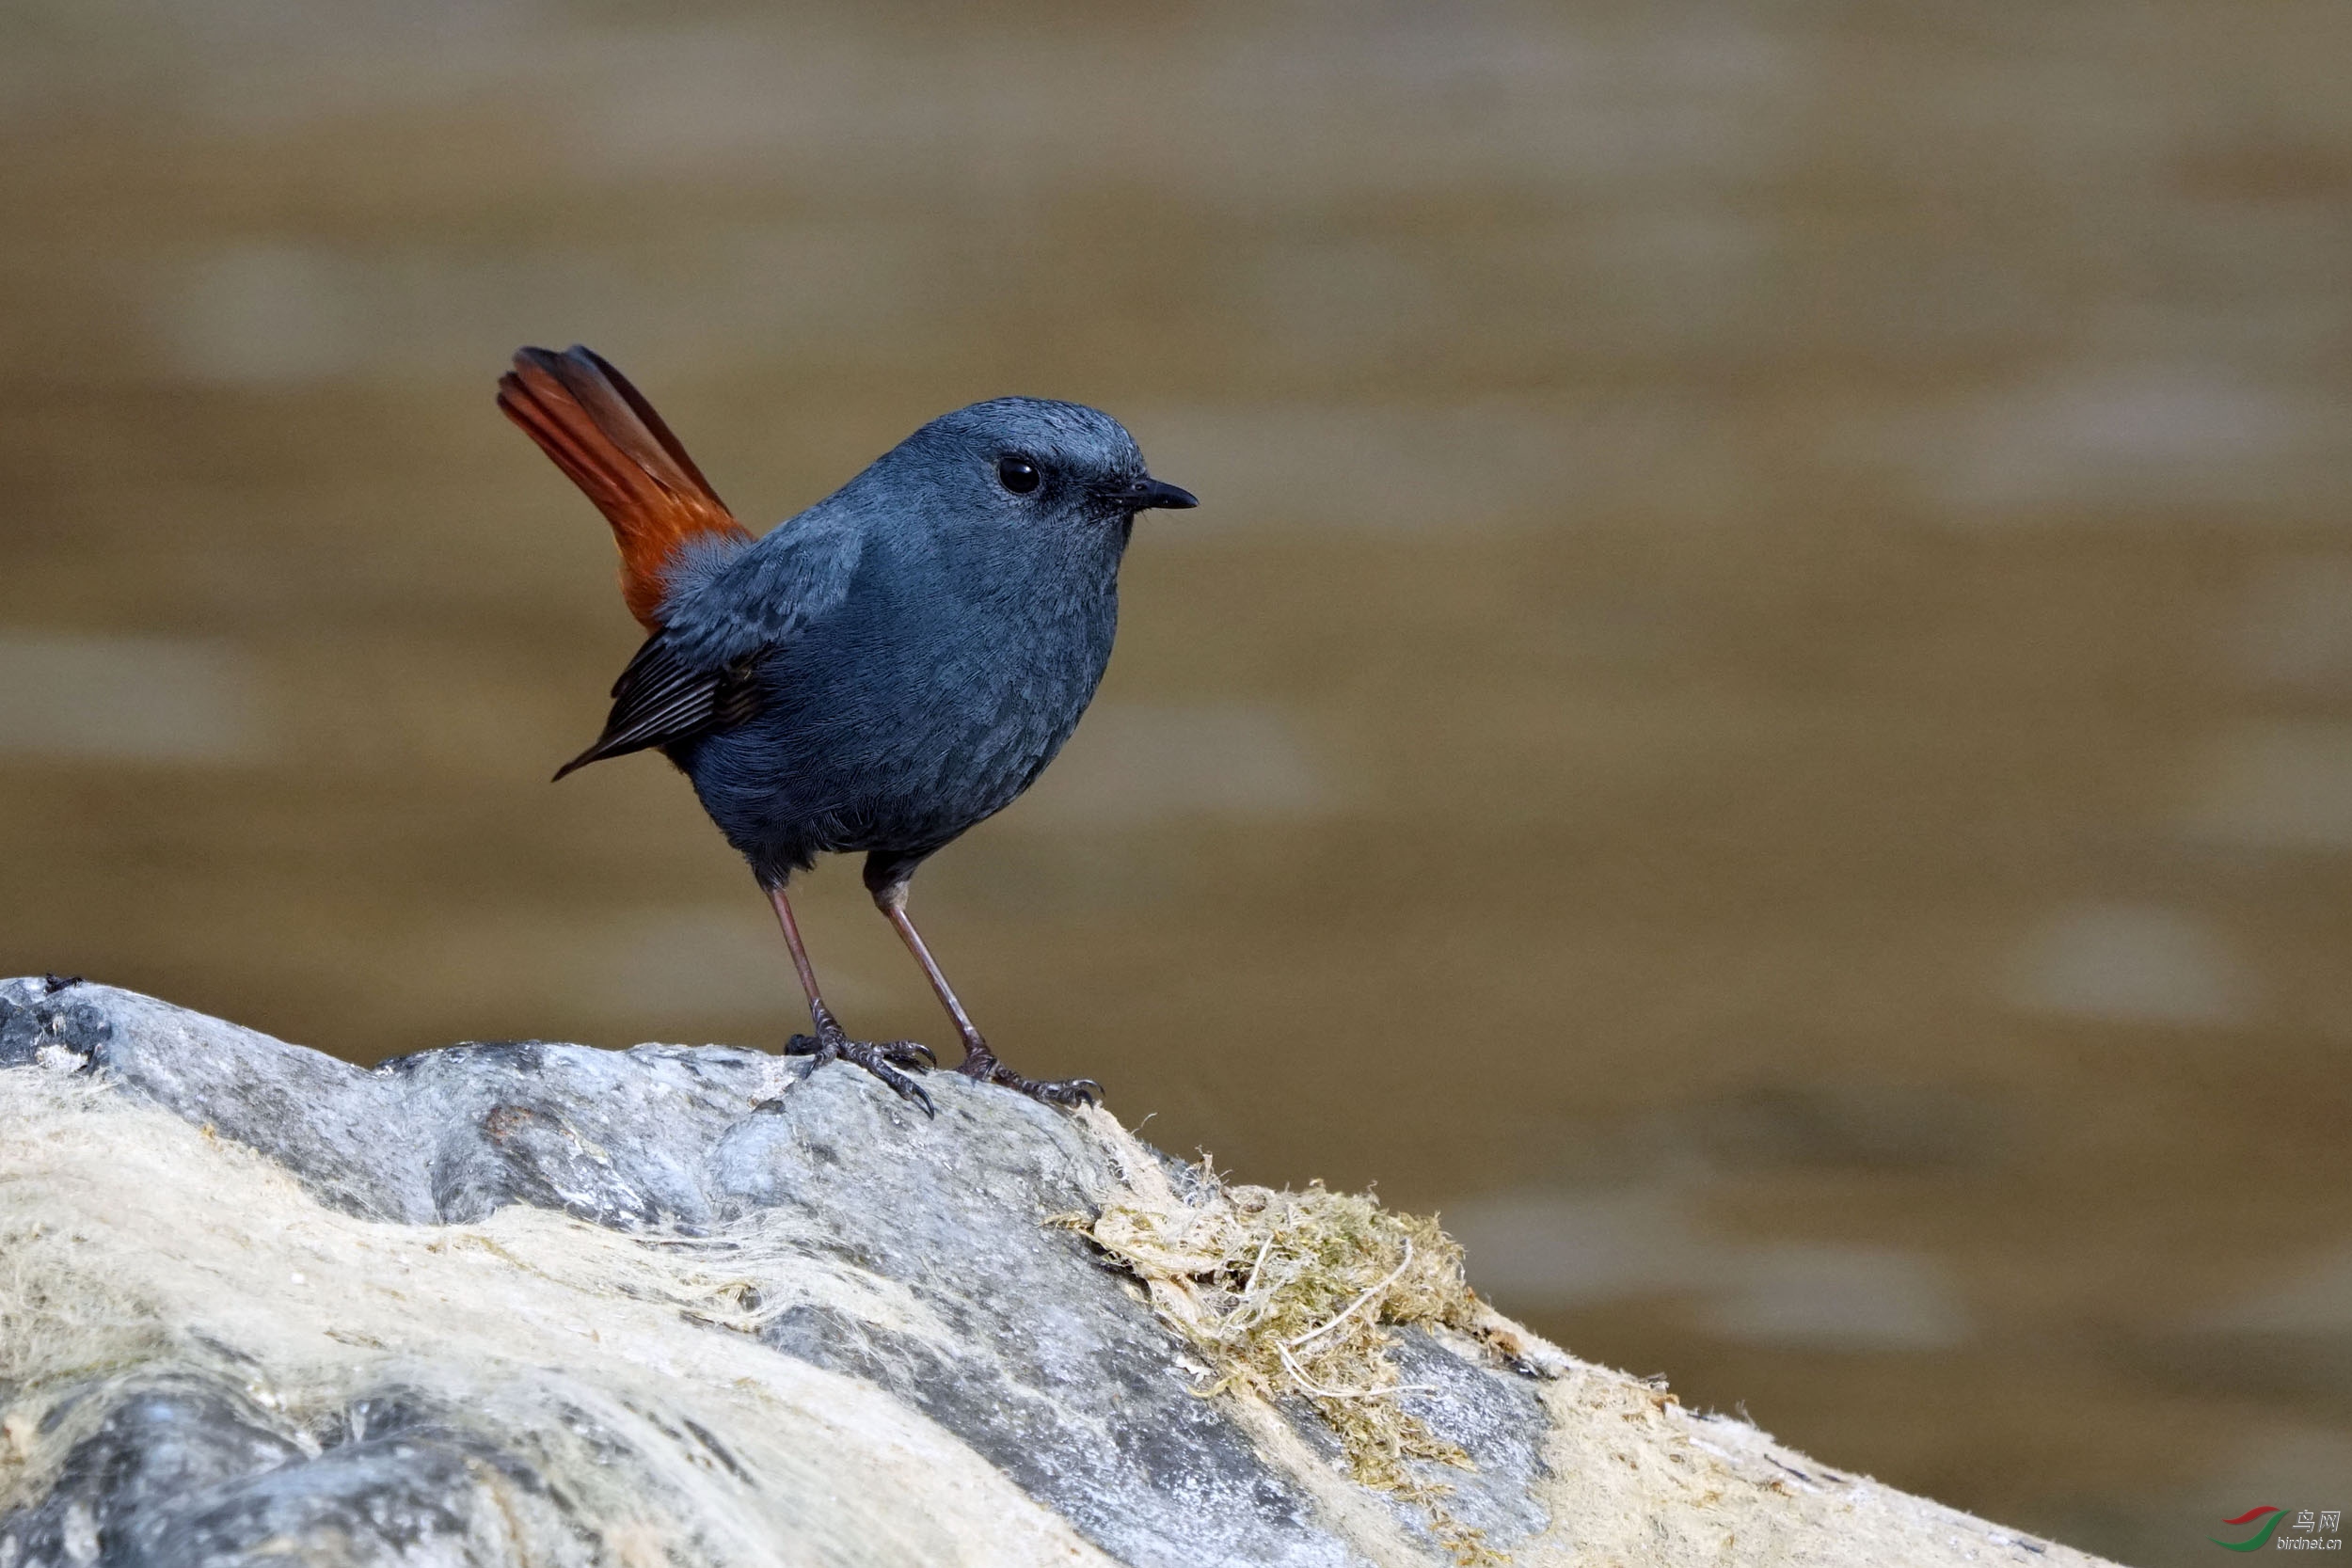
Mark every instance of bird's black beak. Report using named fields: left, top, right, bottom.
left=1104, top=476, right=1199, bottom=513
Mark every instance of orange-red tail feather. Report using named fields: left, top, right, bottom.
left=498, top=346, right=754, bottom=631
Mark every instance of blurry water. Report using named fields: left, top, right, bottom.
left=5, top=3, right=2350, bottom=1557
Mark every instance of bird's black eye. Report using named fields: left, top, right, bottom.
left=996, top=456, right=1041, bottom=495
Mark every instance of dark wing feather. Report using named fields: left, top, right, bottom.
left=552, top=636, right=764, bottom=781
left=546, top=449, right=864, bottom=783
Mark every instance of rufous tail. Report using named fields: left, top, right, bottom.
left=498, top=345, right=754, bottom=631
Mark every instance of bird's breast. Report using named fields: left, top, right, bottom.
left=709, top=570, right=1115, bottom=851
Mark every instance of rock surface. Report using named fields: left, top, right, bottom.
left=0, top=976, right=2111, bottom=1567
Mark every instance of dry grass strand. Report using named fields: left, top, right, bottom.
left=1068, top=1114, right=1508, bottom=1565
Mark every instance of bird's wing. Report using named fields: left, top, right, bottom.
left=551, top=512, right=865, bottom=781
left=551, top=635, right=761, bottom=779
left=498, top=344, right=755, bottom=632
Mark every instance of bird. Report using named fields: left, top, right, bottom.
left=497, top=345, right=1197, bottom=1116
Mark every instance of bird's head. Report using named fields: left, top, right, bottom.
left=883, top=397, right=1197, bottom=539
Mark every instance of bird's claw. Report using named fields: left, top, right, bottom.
left=786, top=1019, right=936, bottom=1117
left=956, top=1053, right=1103, bottom=1108
left=1035, top=1076, right=1104, bottom=1108
left=785, top=1032, right=935, bottom=1070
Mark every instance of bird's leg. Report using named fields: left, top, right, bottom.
left=866, top=870, right=1102, bottom=1108
left=764, top=882, right=935, bottom=1116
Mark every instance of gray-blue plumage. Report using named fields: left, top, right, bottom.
left=506, top=345, right=1196, bottom=1109
left=666, top=400, right=1139, bottom=882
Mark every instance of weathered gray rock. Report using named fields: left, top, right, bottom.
left=0, top=976, right=2111, bottom=1568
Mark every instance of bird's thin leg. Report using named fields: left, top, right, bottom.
left=764, top=883, right=935, bottom=1115
left=869, top=879, right=1102, bottom=1108
left=766, top=881, right=827, bottom=1016
left=873, top=885, right=984, bottom=1057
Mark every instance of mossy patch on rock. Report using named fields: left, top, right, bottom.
left=1067, top=1112, right=1515, bottom=1564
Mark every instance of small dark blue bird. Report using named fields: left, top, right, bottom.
left=499, top=346, right=1196, bottom=1114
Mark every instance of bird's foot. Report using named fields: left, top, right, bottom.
left=784, top=1008, right=936, bottom=1117
left=783, top=1031, right=935, bottom=1071
left=954, top=1045, right=1102, bottom=1108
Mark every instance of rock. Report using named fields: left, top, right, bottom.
left=0, top=977, right=2109, bottom=1567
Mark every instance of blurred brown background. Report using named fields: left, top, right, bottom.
left=5, top=3, right=2349, bottom=1560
